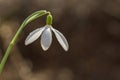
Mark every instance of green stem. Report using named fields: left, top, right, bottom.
left=0, top=10, right=48, bottom=75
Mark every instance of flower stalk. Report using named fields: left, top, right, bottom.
left=0, top=10, right=49, bottom=75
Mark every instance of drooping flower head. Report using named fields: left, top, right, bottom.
left=25, top=12, right=69, bottom=51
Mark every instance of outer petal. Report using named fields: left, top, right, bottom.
left=51, top=27, right=69, bottom=51
left=41, top=27, right=52, bottom=51
left=25, top=27, right=45, bottom=45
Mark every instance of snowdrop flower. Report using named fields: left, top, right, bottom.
left=0, top=10, right=69, bottom=75
left=25, top=25, right=69, bottom=51
left=25, top=12, right=69, bottom=51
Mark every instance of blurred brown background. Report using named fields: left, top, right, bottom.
left=0, top=0, right=120, bottom=80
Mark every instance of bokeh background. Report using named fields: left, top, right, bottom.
left=0, top=0, right=120, bottom=80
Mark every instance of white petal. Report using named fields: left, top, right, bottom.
left=51, top=27, right=69, bottom=51
left=41, top=27, right=52, bottom=51
left=25, top=27, right=45, bottom=45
